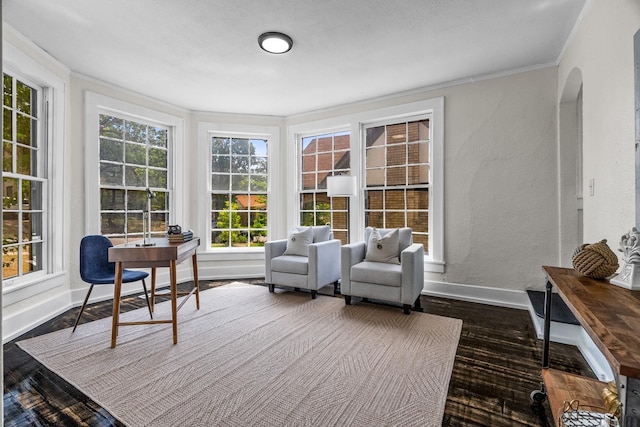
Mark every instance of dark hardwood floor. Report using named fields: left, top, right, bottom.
left=3, top=280, right=594, bottom=426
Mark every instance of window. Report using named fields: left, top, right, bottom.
left=364, top=118, right=430, bottom=251
left=299, top=131, right=351, bottom=244
left=2, top=73, right=44, bottom=280
left=288, top=97, right=442, bottom=270
left=288, top=97, right=445, bottom=273
left=210, top=135, right=268, bottom=248
left=98, top=114, right=170, bottom=245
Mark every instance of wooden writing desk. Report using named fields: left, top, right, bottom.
left=535, top=266, right=640, bottom=425
left=108, top=237, right=200, bottom=348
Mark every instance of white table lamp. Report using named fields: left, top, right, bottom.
left=326, top=175, right=357, bottom=197
left=326, top=175, right=357, bottom=243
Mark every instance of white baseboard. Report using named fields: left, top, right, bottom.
left=197, top=265, right=264, bottom=281
left=421, top=279, right=613, bottom=381
left=422, top=279, right=531, bottom=309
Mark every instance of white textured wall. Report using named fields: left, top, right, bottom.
left=559, top=0, right=640, bottom=252
left=439, top=69, right=559, bottom=290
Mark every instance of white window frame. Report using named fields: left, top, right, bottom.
left=2, top=41, right=66, bottom=299
left=84, top=92, right=185, bottom=236
left=197, top=122, right=279, bottom=253
left=286, top=97, right=444, bottom=272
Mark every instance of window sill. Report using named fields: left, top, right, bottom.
left=2, top=271, right=67, bottom=306
left=424, top=260, right=445, bottom=273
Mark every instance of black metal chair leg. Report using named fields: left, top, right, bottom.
left=72, top=284, right=95, bottom=332
left=141, top=279, right=153, bottom=319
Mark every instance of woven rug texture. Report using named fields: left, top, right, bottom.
left=17, top=283, right=462, bottom=426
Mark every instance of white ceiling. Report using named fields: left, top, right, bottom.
left=3, top=0, right=587, bottom=116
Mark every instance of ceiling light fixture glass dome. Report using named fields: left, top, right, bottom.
left=258, top=32, right=293, bottom=54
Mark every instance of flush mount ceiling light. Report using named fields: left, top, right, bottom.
left=258, top=32, right=293, bottom=54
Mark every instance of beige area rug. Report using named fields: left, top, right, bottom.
left=17, top=283, right=462, bottom=426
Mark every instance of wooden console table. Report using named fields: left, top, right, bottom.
left=108, top=237, right=200, bottom=348
left=533, top=266, right=640, bottom=425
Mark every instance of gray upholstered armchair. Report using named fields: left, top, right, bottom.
left=265, top=225, right=341, bottom=299
left=341, top=227, right=424, bottom=314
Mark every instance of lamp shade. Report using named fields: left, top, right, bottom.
left=326, top=175, right=357, bottom=197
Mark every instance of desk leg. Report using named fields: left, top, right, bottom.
left=192, top=252, right=200, bottom=310
left=111, top=262, right=124, bottom=348
left=170, top=260, right=178, bottom=345
left=542, top=280, right=552, bottom=369
left=531, top=280, right=553, bottom=403
left=621, top=376, right=640, bottom=425
left=150, top=267, right=157, bottom=313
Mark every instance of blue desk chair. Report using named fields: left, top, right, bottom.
left=73, top=235, right=153, bottom=332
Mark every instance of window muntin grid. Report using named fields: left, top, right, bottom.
left=99, top=114, right=170, bottom=245
left=2, top=73, right=45, bottom=281
left=364, top=118, right=430, bottom=252
left=210, top=136, right=268, bottom=248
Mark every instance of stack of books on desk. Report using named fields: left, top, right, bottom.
left=168, top=229, right=193, bottom=243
